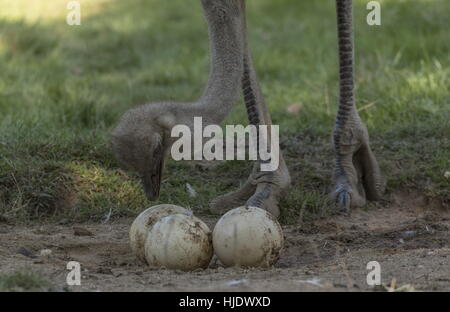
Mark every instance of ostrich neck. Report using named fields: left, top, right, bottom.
left=192, top=6, right=244, bottom=126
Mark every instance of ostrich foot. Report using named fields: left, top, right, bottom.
left=210, top=161, right=290, bottom=218
left=209, top=179, right=256, bottom=215
left=331, top=127, right=385, bottom=213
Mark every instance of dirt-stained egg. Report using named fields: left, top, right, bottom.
left=212, top=206, right=284, bottom=268
left=129, top=204, right=189, bottom=262
left=144, top=214, right=213, bottom=271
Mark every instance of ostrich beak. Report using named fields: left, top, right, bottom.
left=142, top=159, right=164, bottom=201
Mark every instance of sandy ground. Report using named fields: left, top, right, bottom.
left=0, top=192, right=449, bottom=292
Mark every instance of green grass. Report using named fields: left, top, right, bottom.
left=0, top=270, right=51, bottom=291
left=0, top=0, right=449, bottom=224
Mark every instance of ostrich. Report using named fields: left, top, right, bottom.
left=111, top=0, right=384, bottom=217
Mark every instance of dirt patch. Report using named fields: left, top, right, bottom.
left=0, top=192, right=449, bottom=292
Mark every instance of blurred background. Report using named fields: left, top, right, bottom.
left=0, top=0, right=448, bottom=223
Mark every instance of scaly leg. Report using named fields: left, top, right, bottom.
left=331, top=0, right=384, bottom=212
left=210, top=0, right=291, bottom=218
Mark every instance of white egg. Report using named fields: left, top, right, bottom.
left=129, top=204, right=188, bottom=262
left=144, top=213, right=213, bottom=271
left=212, top=206, right=284, bottom=268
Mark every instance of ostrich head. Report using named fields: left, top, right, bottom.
left=111, top=104, right=176, bottom=200
left=111, top=0, right=246, bottom=201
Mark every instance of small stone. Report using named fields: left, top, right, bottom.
left=39, top=249, right=52, bottom=257
left=225, top=279, right=249, bottom=287
left=96, top=267, right=113, bottom=275
left=401, top=230, right=417, bottom=238
left=17, top=247, right=37, bottom=259
left=73, top=227, right=94, bottom=236
left=444, top=171, right=450, bottom=179
left=111, top=269, right=123, bottom=277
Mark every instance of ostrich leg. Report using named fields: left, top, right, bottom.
left=331, top=0, right=384, bottom=212
left=210, top=0, right=291, bottom=218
